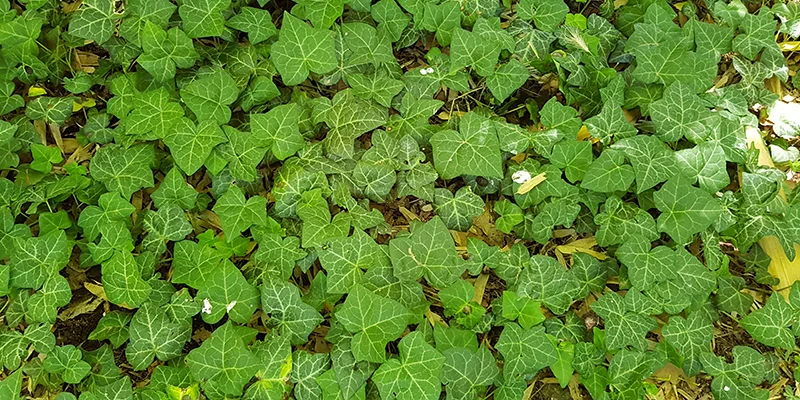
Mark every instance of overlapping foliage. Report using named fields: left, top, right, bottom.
left=2, top=0, right=800, bottom=398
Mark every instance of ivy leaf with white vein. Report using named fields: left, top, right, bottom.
left=319, top=230, right=381, bottom=294
left=213, top=186, right=267, bottom=240
left=441, top=346, right=499, bottom=399
left=517, top=0, right=568, bottom=32
left=372, top=331, right=445, bottom=400
left=138, top=22, right=199, bottom=82
left=611, top=135, right=676, bottom=193
left=616, top=236, right=677, bottom=291
left=675, top=142, right=729, bottom=193
left=271, top=12, right=337, bottom=86
left=90, top=144, right=154, bottom=199
left=121, top=88, right=184, bottom=140
left=185, top=321, right=260, bottom=397
left=649, top=82, right=710, bottom=143
left=371, top=0, right=410, bottom=42
left=261, top=279, right=324, bottom=345
left=335, top=284, right=411, bottom=362
left=654, top=176, right=722, bottom=244
left=739, top=292, right=795, bottom=349
left=251, top=103, right=304, bottom=160
left=179, top=0, right=230, bottom=38
left=102, top=252, right=152, bottom=308
left=349, top=72, right=405, bottom=108
left=732, top=8, right=776, bottom=60
left=253, top=233, right=307, bottom=281
left=291, top=351, right=330, bottom=400
left=246, top=333, right=292, bottom=399
left=181, top=68, right=238, bottom=125
left=318, top=89, right=387, bottom=159
left=42, top=345, right=91, bottom=384
left=496, top=323, right=558, bottom=379
left=389, top=216, right=464, bottom=287
left=295, top=0, right=344, bottom=29
left=590, top=291, right=657, bottom=351
left=151, top=168, right=197, bottom=210
left=581, top=149, right=635, bottom=193
left=126, top=302, right=187, bottom=370
left=165, top=118, right=227, bottom=175
left=226, top=7, right=277, bottom=45
left=27, top=274, right=71, bottom=323
left=9, top=230, right=71, bottom=289
left=78, top=192, right=135, bottom=242
left=594, top=195, right=658, bottom=247
left=330, top=339, right=376, bottom=399
left=196, top=260, right=259, bottom=324
left=584, top=104, right=637, bottom=144
left=142, top=205, right=192, bottom=254
left=433, top=187, right=484, bottom=231
left=172, top=239, right=224, bottom=290
left=662, top=312, right=713, bottom=375
left=68, top=0, right=115, bottom=44
left=430, top=112, right=503, bottom=179
left=88, top=311, right=131, bottom=348
left=487, top=60, right=529, bottom=102
left=517, top=255, right=580, bottom=314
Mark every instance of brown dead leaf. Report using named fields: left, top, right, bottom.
left=557, top=237, right=609, bottom=260
left=58, top=296, right=103, bottom=321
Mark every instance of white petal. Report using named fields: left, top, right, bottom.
left=512, top=170, right=532, bottom=184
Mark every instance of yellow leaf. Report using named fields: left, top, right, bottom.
left=28, top=86, right=47, bottom=97
left=516, top=172, right=547, bottom=194
left=557, top=237, right=609, bottom=260
left=744, top=126, right=800, bottom=299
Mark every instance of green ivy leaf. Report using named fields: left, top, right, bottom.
left=68, top=0, right=115, bottom=44
left=654, top=176, right=721, bottom=244
left=372, top=331, right=445, bottom=400
left=430, top=112, right=503, bottom=179
left=226, top=7, right=277, bottom=44
left=196, top=260, right=260, bottom=324
left=121, top=88, right=185, bottom=139
left=319, top=230, right=381, bottom=294
left=88, top=311, right=132, bottom=348
left=138, top=22, right=199, bottom=82
left=590, top=291, right=657, bottom=351
left=662, top=312, right=713, bottom=375
left=261, top=279, right=324, bottom=344
left=179, top=0, right=231, bottom=38
left=611, top=135, right=676, bottom=193
left=517, top=0, right=568, bottom=32
left=434, top=187, right=484, bottom=231
left=25, top=97, right=74, bottom=124
left=165, top=118, right=227, bottom=175
left=496, top=323, right=558, bottom=379
left=318, top=89, right=387, bottom=159
left=102, top=252, right=152, bottom=308
left=9, top=230, right=71, bottom=289
left=186, top=321, right=260, bottom=397
left=90, top=144, right=154, bottom=199
left=78, top=192, right=135, bottom=242
left=272, top=12, right=337, bottom=86
left=251, top=103, right=305, bottom=160
left=126, top=302, right=187, bottom=370
left=740, top=292, right=795, bottom=349
left=581, top=149, right=634, bottom=193
left=213, top=186, right=267, bottom=240
left=142, top=205, right=192, bottom=254
left=181, top=68, right=238, bottom=125
left=389, top=216, right=464, bottom=287
left=335, top=284, right=410, bottom=362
